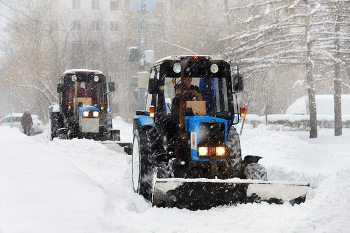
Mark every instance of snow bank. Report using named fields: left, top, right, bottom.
left=113, top=116, right=133, bottom=142
left=0, top=121, right=350, bottom=233
left=0, top=127, right=126, bottom=233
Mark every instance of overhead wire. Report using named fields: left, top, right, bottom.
left=0, top=0, right=48, bottom=26
left=0, top=12, right=37, bottom=34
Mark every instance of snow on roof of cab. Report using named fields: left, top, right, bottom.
left=154, top=55, right=223, bottom=64
left=63, top=69, right=103, bottom=75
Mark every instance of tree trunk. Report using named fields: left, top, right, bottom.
left=334, top=10, right=342, bottom=136
left=306, top=62, right=317, bottom=138
left=305, top=0, right=317, bottom=138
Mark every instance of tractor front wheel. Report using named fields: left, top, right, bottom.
left=132, top=127, right=155, bottom=201
left=244, top=163, right=268, bottom=181
left=48, top=112, right=62, bottom=141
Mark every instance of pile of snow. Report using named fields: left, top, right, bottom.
left=0, top=118, right=350, bottom=232
left=113, top=116, right=133, bottom=142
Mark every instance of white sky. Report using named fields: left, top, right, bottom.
left=0, top=0, right=14, bottom=37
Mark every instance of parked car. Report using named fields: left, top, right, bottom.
left=0, top=113, right=46, bottom=135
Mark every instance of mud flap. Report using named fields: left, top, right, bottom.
left=152, top=178, right=309, bottom=210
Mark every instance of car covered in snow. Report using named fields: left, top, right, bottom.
left=0, top=113, right=46, bottom=135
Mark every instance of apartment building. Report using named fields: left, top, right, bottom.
left=47, top=0, right=233, bottom=120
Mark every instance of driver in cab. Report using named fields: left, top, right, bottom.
left=171, top=77, right=203, bottom=114
left=175, top=77, right=202, bottom=101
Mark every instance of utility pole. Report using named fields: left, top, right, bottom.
left=136, top=0, right=147, bottom=110
left=129, top=0, right=155, bottom=110
left=138, top=0, right=146, bottom=71
left=9, top=48, right=13, bottom=128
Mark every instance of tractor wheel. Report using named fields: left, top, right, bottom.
left=132, top=126, right=160, bottom=201
left=48, top=112, right=62, bottom=141
left=101, top=112, right=113, bottom=140
left=244, top=163, right=268, bottom=181
left=226, top=127, right=242, bottom=175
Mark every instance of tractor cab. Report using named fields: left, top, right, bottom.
left=142, top=55, right=243, bottom=149
left=51, top=69, right=118, bottom=141
left=57, top=70, right=111, bottom=116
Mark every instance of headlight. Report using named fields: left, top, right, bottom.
left=210, top=64, right=219, bottom=73
left=198, top=147, right=208, bottom=156
left=93, top=111, right=99, bottom=117
left=216, top=147, right=226, bottom=156
left=83, top=111, right=89, bottom=117
left=173, top=63, right=181, bottom=73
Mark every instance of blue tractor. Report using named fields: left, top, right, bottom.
left=49, top=69, right=120, bottom=141
left=132, top=55, right=309, bottom=210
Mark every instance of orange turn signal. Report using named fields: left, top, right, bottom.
left=100, top=104, right=104, bottom=110
left=240, top=108, right=246, bottom=118
left=150, top=106, right=155, bottom=118
left=68, top=102, right=72, bottom=109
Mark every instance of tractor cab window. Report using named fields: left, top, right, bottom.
left=66, top=80, right=100, bottom=106
left=163, top=77, right=229, bottom=116
left=68, top=82, right=87, bottom=101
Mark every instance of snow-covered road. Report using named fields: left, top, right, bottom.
left=0, top=118, right=349, bottom=233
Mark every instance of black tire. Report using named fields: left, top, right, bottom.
left=49, top=112, right=62, bottom=141
left=244, top=163, right=268, bottom=181
left=226, top=127, right=242, bottom=174
left=100, top=112, right=113, bottom=140
left=132, top=126, right=161, bottom=201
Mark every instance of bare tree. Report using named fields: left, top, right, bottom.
left=221, top=0, right=350, bottom=137
left=0, top=0, right=62, bottom=120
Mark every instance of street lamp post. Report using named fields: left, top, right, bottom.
left=9, top=48, right=13, bottom=128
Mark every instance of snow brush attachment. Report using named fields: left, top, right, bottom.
left=152, top=178, right=309, bottom=210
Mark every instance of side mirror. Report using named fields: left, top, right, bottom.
left=108, top=82, right=115, bottom=92
left=148, top=78, right=158, bottom=94
left=57, top=83, right=64, bottom=93
left=233, top=75, right=243, bottom=93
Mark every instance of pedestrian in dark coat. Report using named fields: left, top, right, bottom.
left=21, top=110, right=33, bottom=136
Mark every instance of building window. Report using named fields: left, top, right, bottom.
left=110, top=1, right=119, bottom=11
left=92, top=1, right=100, bottom=11
left=72, top=0, right=81, bottom=10
left=110, top=21, right=118, bottom=31
left=92, top=21, right=102, bottom=31
left=72, top=20, right=80, bottom=31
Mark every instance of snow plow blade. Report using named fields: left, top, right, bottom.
left=152, top=178, right=309, bottom=210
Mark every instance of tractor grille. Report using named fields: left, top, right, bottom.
left=198, top=122, right=225, bottom=146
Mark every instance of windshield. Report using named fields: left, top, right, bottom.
left=65, top=80, right=100, bottom=105
left=163, top=77, right=229, bottom=115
